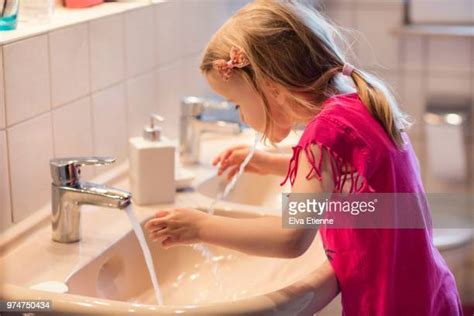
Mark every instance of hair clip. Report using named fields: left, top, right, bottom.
left=213, top=47, right=250, bottom=81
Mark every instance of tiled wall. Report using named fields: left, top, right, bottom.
left=0, top=1, right=248, bottom=231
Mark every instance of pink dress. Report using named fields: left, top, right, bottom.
left=281, top=93, right=462, bottom=315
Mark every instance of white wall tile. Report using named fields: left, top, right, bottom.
left=427, top=74, right=471, bottom=97
left=428, top=38, right=471, bottom=75
left=49, top=23, right=90, bottom=108
left=124, top=6, right=156, bottom=78
left=8, top=113, right=53, bottom=222
left=378, top=71, right=402, bottom=99
left=410, top=0, right=473, bottom=24
left=156, top=62, right=183, bottom=139
left=179, top=1, right=204, bottom=58
left=91, top=83, right=128, bottom=172
left=323, top=7, right=358, bottom=65
left=0, top=47, right=5, bottom=130
left=355, top=7, right=402, bottom=71
left=155, top=1, right=183, bottom=66
left=401, top=36, right=425, bottom=73
left=3, top=35, right=51, bottom=126
left=181, top=54, right=211, bottom=97
left=0, top=130, right=12, bottom=232
left=205, top=1, right=231, bottom=42
left=126, top=70, right=157, bottom=138
left=401, top=74, right=426, bottom=138
left=89, top=14, right=125, bottom=92
left=180, top=1, right=225, bottom=58
left=52, top=97, right=94, bottom=180
left=227, top=0, right=252, bottom=14
left=325, top=6, right=355, bottom=27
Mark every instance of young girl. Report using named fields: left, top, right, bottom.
left=145, top=1, right=462, bottom=314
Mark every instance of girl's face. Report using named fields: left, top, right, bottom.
left=206, top=71, right=292, bottom=143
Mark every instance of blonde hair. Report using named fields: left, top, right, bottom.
left=200, top=0, right=411, bottom=147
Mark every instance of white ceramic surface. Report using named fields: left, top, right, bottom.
left=49, top=23, right=90, bottom=108
left=3, top=35, right=51, bottom=126
left=89, top=14, right=126, bottom=92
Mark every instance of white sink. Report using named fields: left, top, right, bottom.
left=196, top=173, right=291, bottom=210
left=65, top=209, right=330, bottom=311
left=55, top=160, right=337, bottom=314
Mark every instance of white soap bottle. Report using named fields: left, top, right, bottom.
left=129, top=114, right=175, bottom=206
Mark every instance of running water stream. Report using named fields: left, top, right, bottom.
left=208, top=132, right=261, bottom=214
left=126, top=205, right=164, bottom=305
left=192, top=133, right=261, bottom=274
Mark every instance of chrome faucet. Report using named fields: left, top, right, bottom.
left=180, top=96, right=242, bottom=163
left=50, top=157, right=132, bottom=243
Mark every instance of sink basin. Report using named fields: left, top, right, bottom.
left=60, top=169, right=335, bottom=314
left=197, top=173, right=291, bottom=210
left=64, top=209, right=332, bottom=314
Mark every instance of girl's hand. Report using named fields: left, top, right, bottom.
left=144, top=208, right=210, bottom=248
left=212, top=144, right=272, bottom=180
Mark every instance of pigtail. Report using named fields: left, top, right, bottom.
left=350, top=69, right=411, bottom=148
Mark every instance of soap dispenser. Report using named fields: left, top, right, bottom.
left=129, top=114, right=175, bottom=206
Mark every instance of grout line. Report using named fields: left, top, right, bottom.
left=86, top=21, right=93, bottom=111
left=46, top=34, right=56, bottom=158
left=2, top=47, right=14, bottom=225
left=396, top=35, right=406, bottom=106
left=4, top=128, right=14, bottom=224
left=45, top=35, right=53, bottom=104
left=0, top=47, right=5, bottom=130
left=419, top=35, right=430, bottom=184
left=122, top=12, right=129, bottom=81
left=89, top=91, right=97, bottom=171
left=120, top=12, right=130, bottom=171
left=124, top=75, right=131, bottom=138
left=49, top=94, right=91, bottom=113
left=86, top=20, right=96, bottom=176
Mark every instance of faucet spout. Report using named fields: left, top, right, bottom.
left=60, top=182, right=132, bottom=209
left=50, top=157, right=132, bottom=243
left=180, top=96, right=242, bottom=163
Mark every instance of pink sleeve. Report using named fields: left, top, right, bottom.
left=280, top=115, right=375, bottom=193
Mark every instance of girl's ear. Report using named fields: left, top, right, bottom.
left=263, top=79, right=286, bottom=105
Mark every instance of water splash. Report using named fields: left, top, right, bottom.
left=208, top=132, right=260, bottom=214
left=125, top=205, right=164, bottom=305
left=191, top=132, right=261, bottom=284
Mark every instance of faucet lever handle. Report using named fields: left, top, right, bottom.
left=72, top=156, right=115, bottom=166
left=50, top=156, right=115, bottom=186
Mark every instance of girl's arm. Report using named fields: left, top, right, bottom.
left=200, top=214, right=309, bottom=258
left=145, top=145, right=334, bottom=258
left=200, top=145, right=333, bottom=257
left=212, top=144, right=292, bottom=179
left=266, top=152, right=293, bottom=177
